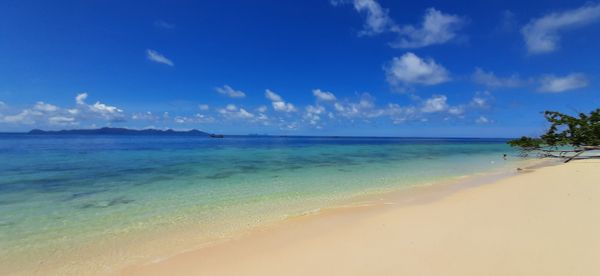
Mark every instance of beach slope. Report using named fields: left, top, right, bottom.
left=121, top=159, right=600, bottom=276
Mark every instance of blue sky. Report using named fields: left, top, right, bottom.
left=1, top=0, right=599, bottom=137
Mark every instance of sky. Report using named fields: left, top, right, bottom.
left=1, top=0, right=599, bottom=137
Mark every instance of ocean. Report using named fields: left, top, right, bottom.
left=0, top=134, right=522, bottom=274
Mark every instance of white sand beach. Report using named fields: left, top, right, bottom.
left=121, top=159, right=600, bottom=276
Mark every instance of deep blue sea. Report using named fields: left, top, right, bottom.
left=0, top=134, right=522, bottom=274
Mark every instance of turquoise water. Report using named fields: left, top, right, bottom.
left=0, top=135, right=520, bottom=274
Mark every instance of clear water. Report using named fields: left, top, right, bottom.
left=0, top=134, right=520, bottom=274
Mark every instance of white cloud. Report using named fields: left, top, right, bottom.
left=75, top=93, right=124, bottom=121
left=472, top=68, right=589, bottom=93
left=332, top=93, right=385, bottom=119
left=257, top=105, right=268, bottom=113
left=0, top=90, right=498, bottom=131
left=304, top=105, right=326, bottom=125
left=265, top=89, right=283, bottom=102
left=386, top=104, right=419, bottom=124
left=272, top=102, right=296, bottom=112
left=421, top=95, right=448, bottom=113
left=218, top=104, right=255, bottom=120
left=447, top=106, right=465, bottom=116
left=522, top=3, right=600, bottom=54
left=225, top=104, right=237, bottom=111
left=385, top=52, right=450, bottom=87
left=132, top=111, right=161, bottom=121
left=194, top=114, right=215, bottom=123
left=373, top=94, right=468, bottom=120
left=237, top=108, right=254, bottom=119
left=472, top=68, right=526, bottom=88
left=33, top=102, right=59, bottom=112
left=1, top=100, right=76, bottom=125
left=312, top=89, right=337, bottom=101
left=76, top=93, right=88, bottom=105
left=468, top=91, right=493, bottom=110
left=174, top=117, right=186, bottom=124
left=538, top=73, right=589, bottom=93
left=358, top=93, right=375, bottom=109
left=90, top=102, right=123, bottom=117
left=476, top=116, right=490, bottom=124
left=352, top=0, right=396, bottom=35
left=146, top=49, right=174, bottom=66
left=470, top=97, right=488, bottom=108
left=48, top=116, right=76, bottom=125
left=438, top=92, right=492, bottom=118
left=136, top=110, right=215, bottom=125
left=1, top=110, right=37, bottom=124
left=333, top=2, right=465, bottom=48
left=417, top=93, right=487, bottom=118
left=255, top=113, right=269, bottom=124
left=392, top=8, right=466, bottom=48
left=215, top=85, right=246, bottom=98
left=174, top=114, right=215, bottom=124
left=198, top=104, right=209, bottom=111
left=265, top=89, right=296, bottom=112
left=306, top=105, right=325, bottom=115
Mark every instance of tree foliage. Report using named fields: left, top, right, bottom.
left=508, top=108, right=600, bottom=152
left=507, top=136, right=543, bottom=150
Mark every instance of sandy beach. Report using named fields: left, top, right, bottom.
left=120, top=159, right=600, bottom=276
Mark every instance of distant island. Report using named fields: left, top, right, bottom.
left=28, top=127, right=224, bottom=137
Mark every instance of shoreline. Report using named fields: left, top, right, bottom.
left=116, top=158, right=589, bottom=276
left=0, top=155, right=540, bottom=275
left=135, top=159, right=547, bottom=264
left=276, top=158, right=549, bottom=226
left=0, top=159, right=552, bottom=275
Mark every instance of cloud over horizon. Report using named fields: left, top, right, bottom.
left=0, top=93, right=125, bottom=127
left=0, top=88, right=500, bottom=133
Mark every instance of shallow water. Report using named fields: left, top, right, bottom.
left=0, top=134, right=521, bottom=274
